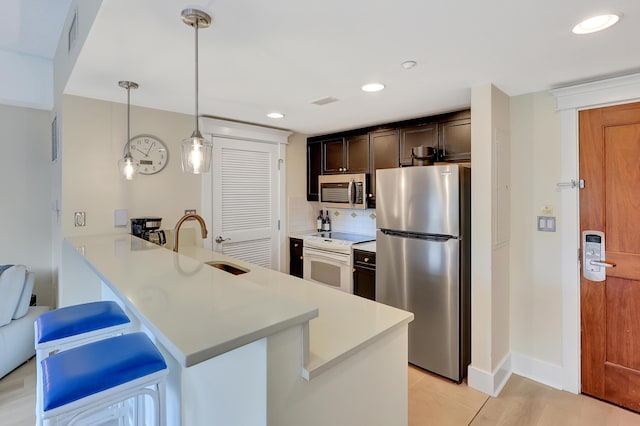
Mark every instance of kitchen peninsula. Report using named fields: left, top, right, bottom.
left=62, top=234, right=413, bottom=425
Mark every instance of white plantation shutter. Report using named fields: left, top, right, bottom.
left=221, top=239, right=272, bottom=268
left=218, top=145, right=275, bottom=267
left=201, top=118, right=290, bottom=272
left=221, top=149, right=271, bottom=232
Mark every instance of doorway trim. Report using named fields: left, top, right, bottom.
left=551, top=72, right=640, bottom=393
left=199, top=117, right=292, bottom=272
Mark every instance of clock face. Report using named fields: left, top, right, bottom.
left=128, top=135, right=168, bottom=175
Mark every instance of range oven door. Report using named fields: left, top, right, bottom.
left=303, top=247, right=353, bottom=293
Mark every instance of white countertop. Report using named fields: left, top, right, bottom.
left=65, top=235, right=318, bottom=368
left=65, top=234, right=412, bottom=379
left=354, top=241, right=376, bottom=253
left=175, top=247, right=412, bottom=379
left=288, top=230, right=318, bottom=239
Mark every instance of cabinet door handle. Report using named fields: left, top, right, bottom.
left=364, top=257, right=369, bottom=262
left=300, top=256, right=304, bottom=260
left=294, top=243, right=299, bottom=247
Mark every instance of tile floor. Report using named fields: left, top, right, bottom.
left=2, top=359, right=640, bottom=425
left=409, top=364, right=640, bottom=425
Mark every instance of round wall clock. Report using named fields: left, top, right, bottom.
left=128, top=134, right=168, bottom=175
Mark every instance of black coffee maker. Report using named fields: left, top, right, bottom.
left=130, top=217, right=166, bottom=246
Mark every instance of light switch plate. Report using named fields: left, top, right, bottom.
left=114, top=209, right=128, bottom=227
left=74, top=211, right=86, bottom=227
left=537, top=215, right=556, bottom=232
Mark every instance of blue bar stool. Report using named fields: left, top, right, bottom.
left=34, top=301, right=131, bottom=417
left=37, top=332, right=168, bottom=426
left=35, top=301, right=131, bottom=362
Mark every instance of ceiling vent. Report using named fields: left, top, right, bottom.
left=311, top=96, right=339, bottom=106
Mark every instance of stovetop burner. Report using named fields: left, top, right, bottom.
left=312, top=232, right=374, bottom=243
left=303, top=232, right=375, bottom=254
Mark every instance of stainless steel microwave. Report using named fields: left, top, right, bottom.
left=318, top=173, right=368, bottom=209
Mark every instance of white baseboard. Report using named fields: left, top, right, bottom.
left=511, top=352, right=563, bottom=390
left=467, top=353, right=512, bottom=397
left=468, top=352, right=564, bottom=396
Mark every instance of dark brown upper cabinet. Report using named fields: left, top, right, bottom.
left=322, top=135, right=369, bottom=174
left=345, top=134, right=370, bottom=173
left=368, top=129, right=399, bottom=207
left=400, top=123, right=437, bottom=166
left=438, top=117, right=471, bottom=162
left=307, top=140, right=322, bottom=201
left=322, top=137, right=345, bottom=174
left=306, top=108, right=470, bottom=202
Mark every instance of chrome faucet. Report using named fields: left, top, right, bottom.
left=173, top=214, right=208, bottom=252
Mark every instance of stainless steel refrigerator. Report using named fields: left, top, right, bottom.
left=376, top=164, right=471, bottom=382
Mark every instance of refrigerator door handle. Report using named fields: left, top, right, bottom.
left=380, top=229, right=455, bottom=242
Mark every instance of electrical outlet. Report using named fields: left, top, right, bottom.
left=74, top=211, right=86, bottom=227
left=185, top=209, right=196, bottom=215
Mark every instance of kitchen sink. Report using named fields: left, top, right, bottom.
left=204, top=261, right=249, bottom=275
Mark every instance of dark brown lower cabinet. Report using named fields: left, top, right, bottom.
left=353, top=249, right=376, bottom=300
left=289, top=238, right=303, bottom=278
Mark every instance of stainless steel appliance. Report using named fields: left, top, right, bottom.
left=376, top=165, right=471, bottom=382
left=303, top=232, right=374, bottom=293
left=318, top=173, right=368, bottom=209
left=130, top=217, right=166, bottom=246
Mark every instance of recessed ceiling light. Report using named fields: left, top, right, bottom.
left=572, top=13, right=621, bottom=34
left=267, top=112, right=285, bottom=119
left=362, top=83, right=385, bottom=93
left=401, top=61, right=417, bottom=70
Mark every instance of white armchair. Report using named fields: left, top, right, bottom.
left=0, top=265, right=49, bottom=379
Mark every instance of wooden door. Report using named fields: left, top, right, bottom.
left=580, top=102, right=640, bottom=412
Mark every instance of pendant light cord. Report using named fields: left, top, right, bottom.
left=194, top=22, right=199, bottom=135
left=126, top=85, right=131, bottom=154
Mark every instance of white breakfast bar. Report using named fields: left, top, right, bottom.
left=61, top=234, right=413, bottom=425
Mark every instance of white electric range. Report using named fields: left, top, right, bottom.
left=303, top=232, right=375, bottom=293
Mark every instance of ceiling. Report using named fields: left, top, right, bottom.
left=0, top=0, right=71, bottom=59
left=11, top=1, right=640, bottom=135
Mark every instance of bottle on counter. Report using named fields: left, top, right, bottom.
left=323, top=210, right=331, bottom=232
left=317, top=210, right=323, bottom=232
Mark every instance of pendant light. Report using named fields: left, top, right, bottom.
left=118, top=81, right=139, bottom=180
left=180, top=8, right=212, bottom=174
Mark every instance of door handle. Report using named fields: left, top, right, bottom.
left=589, top=260, right=616, bottom=268
left=215, top=236, right=231, bottom=244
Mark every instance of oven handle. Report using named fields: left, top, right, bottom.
left=303, top=247, right=351, bottom=264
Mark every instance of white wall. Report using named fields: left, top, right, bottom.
left=61, top=95, right=200, bottom=237
left=0, top=104, right=54, bottom=306
left=52, top=0, right=103, bottom=306
left=468, top=84, right=512, bottom=396
left=286, top=132, right=316, bottom=233
left=509, top=92, right=563, bottom=371
left=58, top=95, right=201, bottom=305
left=0, top=50, right=52, bottom=110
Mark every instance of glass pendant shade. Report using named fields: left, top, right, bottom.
left=118, top=80, right=139, bottom=180
left=180, top=9, right=212, bottom=174
left=119, top=153, right=137, bottom=180
left=181, top=133, right=212, bottom=174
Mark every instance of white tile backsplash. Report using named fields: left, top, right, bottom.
left=328, top=208, right=376, bottom=236
left=287, top=197, right=377, bottom=236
